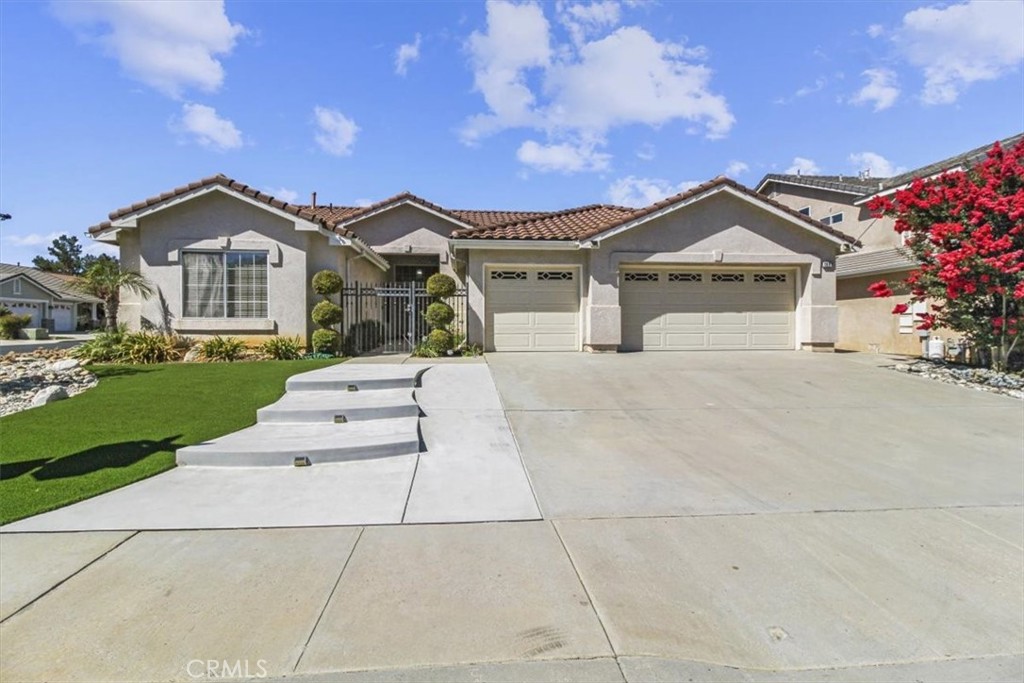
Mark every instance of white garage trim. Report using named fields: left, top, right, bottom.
left=620, top=266, right=798, bottom=351
left=484, top=264, right=582, bottom=351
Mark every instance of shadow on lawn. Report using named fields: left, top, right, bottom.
left=90, top=366, right=162, bottom=380
left=0, top=435, right=183, bottom=481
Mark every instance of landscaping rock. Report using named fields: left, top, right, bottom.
left=888, top=358, right=1023, bottom=399
left=1, top=349, right=98, bottom=417
left=31, top=386, right=68, bottom=407
left=49, top=358, right=81, bottom=372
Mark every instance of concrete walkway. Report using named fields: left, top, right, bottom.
left=3, top=363, right=539, bottom=531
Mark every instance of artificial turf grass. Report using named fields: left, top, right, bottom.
left=0, top=359, right=342, bottom=525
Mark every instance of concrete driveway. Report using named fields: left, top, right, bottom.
left=1, top=351, right=1021, bottom=682
left=487, top=351, right=1023, bottom=518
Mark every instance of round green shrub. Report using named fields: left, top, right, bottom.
left=311, top=328, right=339, bottom=354
left=425, top=273, right=456, bottom=298
left=311, top=300, right=344, bottom=327
left=312, top=270, right=344, bottom=296
left=423, top=301, right=454, bottom=328
left=426, top=328, right=454, bottom=353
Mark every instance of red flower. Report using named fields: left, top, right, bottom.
left=891, top=303, right=909, bottom=314
left=868, top=280, right=894, bottom=298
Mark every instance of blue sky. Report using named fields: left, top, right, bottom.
left=1, top=0, right=1022, bottom=266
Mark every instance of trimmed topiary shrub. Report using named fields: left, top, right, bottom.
left=425, top=273, right=456, bottom=298
left=424, top=301, right=455, bottom=328
left=426, top=328, right=454, bottom=353
left=311, top=300, right=344, bottom=327
left=312, top=270, right=344, bottom=297
left=311, top=328, right=339, bottom=354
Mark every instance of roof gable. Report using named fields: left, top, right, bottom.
left=333, top=192, right=479, bottom=231
left=580, top=177, right=858, bottom=247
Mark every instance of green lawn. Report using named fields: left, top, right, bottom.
left=0, top=359, right=342, bottom=525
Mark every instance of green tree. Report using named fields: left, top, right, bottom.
left=75, top=260, right=154, bottom=331
left=32, top=234, right=118, bottom=274
left=32, top=235, right=85, bottom=274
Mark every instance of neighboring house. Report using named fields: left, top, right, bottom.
left=757, top=132, right=1024, bottom=355
left=0, top=264, right=102, bottom=332
left=88, top=174, right=858, bottom=353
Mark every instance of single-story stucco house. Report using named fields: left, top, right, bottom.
left=88, top=174, right=860, bottom=353
left=0, top=264, right=102, bottom=332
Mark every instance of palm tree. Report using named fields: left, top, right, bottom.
left=75, top=260, right=154, bottom=331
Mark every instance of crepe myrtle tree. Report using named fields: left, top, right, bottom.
left=866, top=140, right=1024, bottom=371
left=423, top=273, right=456, bottom=353
left=310, top=270, right=344, bottom=354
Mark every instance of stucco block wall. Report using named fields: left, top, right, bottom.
left=117, top=191, right=356, bottom=342
left=767, top=186, right=897, bottom=251
left=465, top=248, right=588, bottom=347
left=347, top=205, right=461, bottom=283
left=592, top=192, right=841, bottom=349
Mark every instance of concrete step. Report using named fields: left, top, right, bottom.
left=256, top=388, right=419, bottom=423
left=285, top=364, right=426, bottom=392
left=176, top=417, right=420, bottom=467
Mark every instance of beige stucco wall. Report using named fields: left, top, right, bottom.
left=464, top=248, right=588, bottom=347
left=837, top=271, right=929, bottom=355
left=591, top=192, right=842, bottom=350
left=346, top=205, right=461, bottom=283
left=766, top=185, right=898, bottom=251
left=115, top=190, right=369, bottom=343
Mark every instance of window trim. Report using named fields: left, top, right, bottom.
left=181, top=249, right=270, bottom=320
left=12, top=279, right=21, bottom=295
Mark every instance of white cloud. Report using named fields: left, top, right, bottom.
left=516, top=139, right=611, bottom=173
left=866, top=24, right=884, bottom=38
left=849, top=68, right=900, bottom=111
left=848, top=151, right=905, bottom=178
left=557, top=1, right=622, bottom=46
left=724, top=160, right=749, bottom=177
left=267, top=187, right=299, bottom=203
left=635, top=142, right=655, bottom=161
left=607, top=176, right=700, bottom=207
left=313, top=106, right=359, bottom=156
left=52, top=0, right=246, bottom=98
left=353, top=198, right=373, bottom=207
left=897, top=0, right=1024, bottom=105
left=3, top=231, right=62, bottom=247
left=395, top=33, right=422, bottom=76
left=462, top=1, right=733, bottom=171
left=774, top=76, right=827, bottom=105
left=176, top=103, right=243, bottom=150
left=784, top=157, right=821, bottom=175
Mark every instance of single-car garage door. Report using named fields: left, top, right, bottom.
left=620, top=268, right=794, bottom=351
left=52, top=303, right=76, bottom=332
left=486, top=266, right=579, bottom=351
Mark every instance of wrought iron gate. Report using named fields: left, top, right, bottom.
left=340, top=282, right=468, bottom=355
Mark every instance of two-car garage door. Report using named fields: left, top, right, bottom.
left=620, top=268, right=795, bottom=351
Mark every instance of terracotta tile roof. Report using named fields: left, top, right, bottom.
left=450, top=209, right=555, bottom=228
left=88, top=174, right=339, bottom=236
left=454, top=176, right=859, bottom=245
left=0, top=263, right=102, bottom=303
left=452, top=204, right=635, bottom=240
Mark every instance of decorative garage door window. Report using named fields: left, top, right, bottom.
left=490, top=270, right=527, bottom=280
left=537, top=271, right=573, bottom=281
left=668, top=272, right=702, bottom=282
left=711, top=273, right=745, bottom=283
left=753, top=273, right=787, bottom=283
left=183, top=251, right=268, bottom=318
left=624, top=272, right=658, bottom=282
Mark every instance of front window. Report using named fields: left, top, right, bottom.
left=183, top=251, right=268, bottom=318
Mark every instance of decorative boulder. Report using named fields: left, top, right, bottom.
left=31, top=386, right=68, bottom=407
left=49, top=358, right=81, bottom=372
